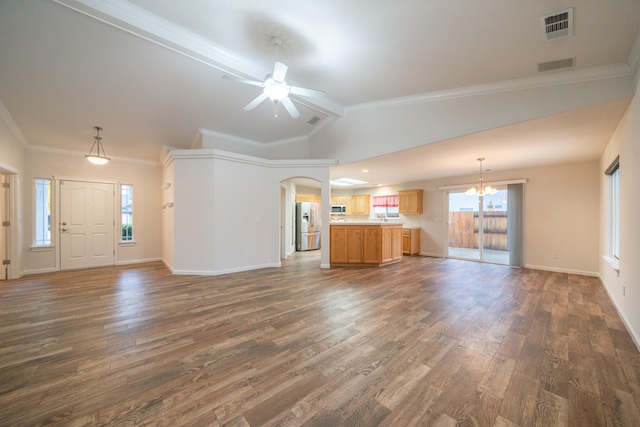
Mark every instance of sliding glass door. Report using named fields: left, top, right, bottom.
left=448, top=187, right=510, bottom=264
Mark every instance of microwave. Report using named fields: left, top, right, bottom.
left=331, top=204, right=346, bottom=215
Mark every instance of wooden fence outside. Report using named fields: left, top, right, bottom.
left=448, top=211, right=508, bottom=250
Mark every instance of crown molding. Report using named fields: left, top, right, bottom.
left=347, top=62, right=635, bottom=113
left=164, top=147, right=336, bottom=169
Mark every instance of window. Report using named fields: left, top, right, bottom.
left=372, top=195, right=399, bottom=218
left=121, top=184, right=133, bottom=241
left=611, top=168, right=620, bottom=259
left=34, top=178, right=51, bottom=246
left=605, top=156, right=620, bottom=261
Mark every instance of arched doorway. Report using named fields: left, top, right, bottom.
left=280, top=177, right=323, bottom=266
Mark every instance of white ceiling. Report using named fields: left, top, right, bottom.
left=0, top=0, right=639, bottom=186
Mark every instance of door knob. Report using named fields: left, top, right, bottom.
left=61, top=228, right=68, bottom=232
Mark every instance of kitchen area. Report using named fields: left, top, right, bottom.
left=295, top=189, right=423, bottom=267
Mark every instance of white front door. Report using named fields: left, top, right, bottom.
left=60, top=180, right=114, bottom=270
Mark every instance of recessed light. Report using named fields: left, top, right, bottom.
left=362, top=169, right=369, bottom=173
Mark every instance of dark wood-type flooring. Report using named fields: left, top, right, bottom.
left=1, top=253, right=640, bottom=426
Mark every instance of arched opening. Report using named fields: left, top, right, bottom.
left=280, top=176, right=324, bottom=268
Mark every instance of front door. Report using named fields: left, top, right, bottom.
left=60, top=180, right=114, bottom=270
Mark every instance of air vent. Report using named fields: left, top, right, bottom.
left=307, top=116, right=321, bottom=125
left=540, top=8, right=573, bottom=40
left=538, top=57, right=575, bottom=72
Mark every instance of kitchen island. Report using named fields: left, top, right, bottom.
left=330, top=223, right=403, bottom=266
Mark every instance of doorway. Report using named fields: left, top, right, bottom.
left=448, top=187, right=510, bottom=264
left=59, top=180, right=115, bottom=270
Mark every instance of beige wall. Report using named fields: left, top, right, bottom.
left=600, top=75, right=640, bottom=344
left=358, top=160, right=600, bottom=275
left=23, top=149, right=162, bottom=274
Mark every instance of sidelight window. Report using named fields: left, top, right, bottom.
left=34, top=178, right=51, bottom=246
left=121, top=184, right=133, bottom=241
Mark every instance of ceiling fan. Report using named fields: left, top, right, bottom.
left=223, top=37, right=326, bottom=118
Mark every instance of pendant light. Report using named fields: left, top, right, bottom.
left=85, top=126, right=110, bottom=165
left=466, top=158, right=497, bottom=196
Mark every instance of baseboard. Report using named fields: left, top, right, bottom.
left=599, top=275, right=640, bottom=352
left=421, top=252, right=444, bottom=258
left=22, top=267, right=57, bottom=276
left=116, top=257, right=162, bottom=266
left=524, top=264, right=599, bottom=277
left=172, top=262, right=280, bottom=276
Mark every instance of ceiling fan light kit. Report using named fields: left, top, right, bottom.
left=223, top=37, right=325, bottom=118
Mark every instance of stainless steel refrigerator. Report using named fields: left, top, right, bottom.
left=296, top=202, right=321, bottom=251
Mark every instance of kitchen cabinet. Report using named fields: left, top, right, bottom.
left=402, top=228, right=420, bottom=256
left=398, top=189, right=423, bottom=214
left=297, top=193, right=321, bottom=203
left=330, top=223, right=402, bottom=266
left=350, top=194, right=370, bottom=215
left=331, top=196, right=352, bottom=215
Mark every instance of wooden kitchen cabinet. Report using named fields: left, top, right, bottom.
left=346, top=226, right=364, bottom=263
left=402, top=228, right=420, bottom=255
left=330, top=225, right=348, bottom=264
left=297, top=193, right=321, bottom=203
left=330, top=224, right=402, bottom=266
left=350, top=194, right=370, bottom=215
left=363, top=226, right=380, bottom=263
left=330, top=196, right=352, bottom=215
left=398, top=189, right=423, bottom=214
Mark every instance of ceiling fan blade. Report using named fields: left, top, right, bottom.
left=223, top=75, right=263, bottom=87
left=272, top=61, right=288, bottom=83
left=289, top=86, right=326, bottom=98
left=244, top=93, right=269, bottom=111
left=280, top=97, right=300, bottom=118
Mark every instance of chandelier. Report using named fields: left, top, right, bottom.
left=85, top=126, right=110, bottom=165
left=465, top=158, right=497, bottom=196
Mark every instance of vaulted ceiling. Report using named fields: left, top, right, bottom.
left=1, top=0, right=639, bottom=185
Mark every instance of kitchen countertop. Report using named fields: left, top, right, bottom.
left=329, top=222, right=403, bottom=226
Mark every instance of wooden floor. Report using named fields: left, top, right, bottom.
left=1, top=254, right=640, bottom=426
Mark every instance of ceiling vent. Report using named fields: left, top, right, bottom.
left=538, top=57, right=575, bottom=72
left=307, top=116, right=321, bottom=125
left=540, top=8, right=573, bottom=40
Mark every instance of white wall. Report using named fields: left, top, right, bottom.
left=599, top=74, right=640, bottom=345
left=309, top=73, right=635, bottom=165
left=165, top=149, right=333, bottom=275
left=0, top=105, right=26, bottom=278
left=23, top=149, right=162, bottom=274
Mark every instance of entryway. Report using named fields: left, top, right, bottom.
left=59, top=180, right=115, bottom=270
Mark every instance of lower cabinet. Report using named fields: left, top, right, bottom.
left=402, top=228, right=420, bottom=256
left=330, top=224, right=402, bottom=266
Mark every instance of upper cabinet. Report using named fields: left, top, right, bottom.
left=331, top=194, right=370, bottom=216
left=398, top=189, right=423, bottom=214
left=350, top=194, right=370, bottom=215
left=297, top=193, right=321, bottom=204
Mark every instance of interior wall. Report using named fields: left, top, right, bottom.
left=23, top=150, right=162, bottom=275
left=309, top=74, right=635, bottom=165
left=0, top=108, right=26, bottom=278
left=359, top=161, right=600, bottom=275
left=166, top=149, right=332, bottom=275
left=599, top=74, right=640, bottom=344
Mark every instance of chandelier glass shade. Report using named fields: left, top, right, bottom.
left=85, top=126, right=110, bottom=165
left=466, top=158, right=497, bottom=196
